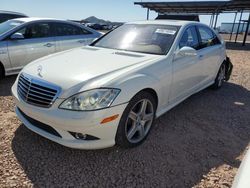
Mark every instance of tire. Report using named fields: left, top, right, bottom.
left=0, top=64, right=4, bottom=80
left=115, top=91, right=157, bottom=148
left=211, top=63, right=226, bottom=90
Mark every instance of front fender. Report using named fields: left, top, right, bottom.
left=111, top=73, right=162, bottom=107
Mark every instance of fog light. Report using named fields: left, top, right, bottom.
left=75, top=133, right=87, bottom=140
left=69, top=132, right=100, bottom=140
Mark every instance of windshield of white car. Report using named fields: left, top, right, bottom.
left=0, top=20, right=24, bottom=35
left=92, top=24, right=179, bottom=55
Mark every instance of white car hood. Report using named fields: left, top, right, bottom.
left=23, top=46, right=160, bottom=96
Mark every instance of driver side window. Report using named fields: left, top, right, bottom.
left=179, top=26, right=199, bottom=50
left=14, top=22, right=52, bottom=39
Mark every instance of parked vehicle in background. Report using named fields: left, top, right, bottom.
left=100, top=24, right=113, bottom=30
left=0, top=10, right=27, bottom=23
left=85, top=23, right=103, bottom=30
left=12, top=20, right=232, bottom=149
left=0, top=17, right=102, bottom=78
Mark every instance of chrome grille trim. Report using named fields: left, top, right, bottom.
left=17, top=73, right=61, bottom=108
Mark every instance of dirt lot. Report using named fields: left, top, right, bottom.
left=222, top=33, right=250, bottom=42
left=0, top=42, right=250, bottom=188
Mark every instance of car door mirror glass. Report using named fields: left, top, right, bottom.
left=177, top=46, right=197, bottom=57
left=10, top=33, right=24, bottom=40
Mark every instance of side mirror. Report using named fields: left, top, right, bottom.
left=10, top=33, right=24, bottom=40
left=177, top=46, right=197, bottom=57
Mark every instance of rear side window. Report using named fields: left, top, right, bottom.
left=179, top=26, right=199, bottom=50
left=17, top=22, right=53, bottom=39
left=54, top=23, right=91, bottom=36
left=198, top=26, right=221, bottom=49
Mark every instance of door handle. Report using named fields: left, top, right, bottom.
left=199, top=54, right=204, bottom=59
left=44, top=43, right=54, bottom=47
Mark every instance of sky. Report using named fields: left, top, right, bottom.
left=1, top=0, right=249, bottom=26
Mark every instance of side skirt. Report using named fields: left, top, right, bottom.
left=156, top=80, right=214, bottom=118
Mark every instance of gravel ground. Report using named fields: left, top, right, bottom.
left=0, top=43, right=250, bottom=188
left=222, top=34, right=250, bottom=42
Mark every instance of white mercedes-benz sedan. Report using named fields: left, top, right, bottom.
left=12, top=20, right=232, bottom=149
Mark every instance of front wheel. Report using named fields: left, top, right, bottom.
left=115, top=91, right=156, bottom=148
left=211, top=63, right=226, bottom=89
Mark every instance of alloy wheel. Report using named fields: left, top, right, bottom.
left=218, top=64, right=226, bottom=87
left=125, top=99, right=154, bottom=143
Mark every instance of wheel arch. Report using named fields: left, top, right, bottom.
left=112, top=73, right=162, bottom=111
left=136, top=88, right=159, bottom=109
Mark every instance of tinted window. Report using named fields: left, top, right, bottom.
left=179, top=26, right=199, bottom=50
left=16, top=23, right=52, bottom=39
left=198, top=26, right=221, bottom=48
left=54, top=23, right=90, bottom=36
left=0, top=14, right=25, bottom=23
left=93, top=24, right=179, bottom=55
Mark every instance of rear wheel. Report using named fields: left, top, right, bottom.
left=115, top=91, right=156, bottom=148
left=211, top=63, right=226, bottom=89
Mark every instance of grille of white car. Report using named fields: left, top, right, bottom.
left=17, top=73, right=61, bottom=108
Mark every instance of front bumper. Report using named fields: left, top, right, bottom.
left=12, top=84, right=128, bottom=149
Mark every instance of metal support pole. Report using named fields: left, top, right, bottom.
left=213, top=12, right=219, bottom=29
left=235, top=10, right=243, bottom=43
left=230, top=12, right=238, bottom=41
left=242, top=13, right=250, bottom=46
left=211, top=13, right=215, bottom=28
left=147, top=8, right=149, bottom=20
left=241, top=22, right=245, bottom=33
left=209, top=14, right=213, bottom=27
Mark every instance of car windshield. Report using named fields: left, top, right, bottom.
left=93, top=24, right=179, bottom=55
left=0, top=20, right=24, bottom=35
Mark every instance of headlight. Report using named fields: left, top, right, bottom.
left=59, top=88, right=120, bottom=111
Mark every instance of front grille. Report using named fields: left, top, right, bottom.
left=18, top=108, right=61, bottom=138
left=17, top=73, right=61, bottom=108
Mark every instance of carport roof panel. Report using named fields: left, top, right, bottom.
left=134, top=1, right=250, bottom=14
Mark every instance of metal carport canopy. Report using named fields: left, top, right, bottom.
left=134, top=0, right=250, bottom=46
left=134, top=1, right=250, bottom=14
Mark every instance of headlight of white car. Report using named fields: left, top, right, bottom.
left=59, top=88, right=120, bottom=111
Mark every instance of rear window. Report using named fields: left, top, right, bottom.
left=54, top=23, right=91, bottom=36
left=198, top=26, right=221, bottom=48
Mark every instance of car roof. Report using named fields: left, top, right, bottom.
left=11, top=17, right=67, bottom=23
left=0, top=10, right=27, bottom=16
left=126, top=20, right=199, bottom=27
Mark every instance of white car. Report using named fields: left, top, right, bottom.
left=12, top=20, right=232, bottom=149
left=232, top=148, right=250, bottom=188
left=0, top=17, right=101, bottom=78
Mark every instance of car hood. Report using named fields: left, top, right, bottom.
left=22, top=46, right=161, bottom=97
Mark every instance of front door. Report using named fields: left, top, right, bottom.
left=169, top=26, right=202, bottom=103
left=7, top=22, right=56, bottom=71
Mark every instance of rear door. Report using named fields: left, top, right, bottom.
left=169, top=26, right=202, bottom=103
left=7, top=22, right=56, bottom=70
left=53, top=22, right=95, bottom=52
left=196, top=26, right=224, bottom=83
